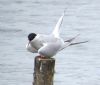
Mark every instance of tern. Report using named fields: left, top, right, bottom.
left=26, top=11, right=88, bottom=57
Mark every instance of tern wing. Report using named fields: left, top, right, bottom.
left=52, top=11, right=65, bottom=38
left=38, top=42, right=61, bottom=57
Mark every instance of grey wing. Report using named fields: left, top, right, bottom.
left=38, top=43, right=61, bottom=57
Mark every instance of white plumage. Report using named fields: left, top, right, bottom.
left=26, top=11, right=88, bottom=57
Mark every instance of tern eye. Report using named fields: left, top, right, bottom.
left=28, top=33, right=36, bottom=41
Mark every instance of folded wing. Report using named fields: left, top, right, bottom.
left=38, top=41, right=62, bottom=57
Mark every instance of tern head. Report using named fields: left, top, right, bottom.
left=28, top=33, right=37, bottom=41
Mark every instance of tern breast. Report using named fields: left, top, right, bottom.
left=30, top=37, right=43, bottom=50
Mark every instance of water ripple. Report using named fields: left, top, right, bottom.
left=0, top=28, right=22, bottom=33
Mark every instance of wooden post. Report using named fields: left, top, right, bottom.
left=33, top=56, right=55, bottom=85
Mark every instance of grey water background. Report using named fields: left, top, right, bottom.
left=0, top=0, right=100, bottom=85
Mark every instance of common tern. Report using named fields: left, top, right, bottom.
left=26, top=11, right=88, bottom=57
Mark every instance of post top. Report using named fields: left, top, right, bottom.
left=35, top=55, right=55, bottom=61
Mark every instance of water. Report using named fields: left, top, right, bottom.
left=0, top=0, right=100, bottom=85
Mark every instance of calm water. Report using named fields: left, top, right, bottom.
left=0, top=0, right=100, bottom=85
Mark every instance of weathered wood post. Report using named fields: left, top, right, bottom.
left=33, top=55, right=55, bottom=85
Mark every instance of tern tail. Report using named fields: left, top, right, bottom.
left=52, top=11, right=65, bottom=38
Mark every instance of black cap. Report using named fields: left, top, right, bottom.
left=28, top=33, right=37, bottom=41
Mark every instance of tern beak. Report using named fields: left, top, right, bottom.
left=28, top=41, right=30, bottom=46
